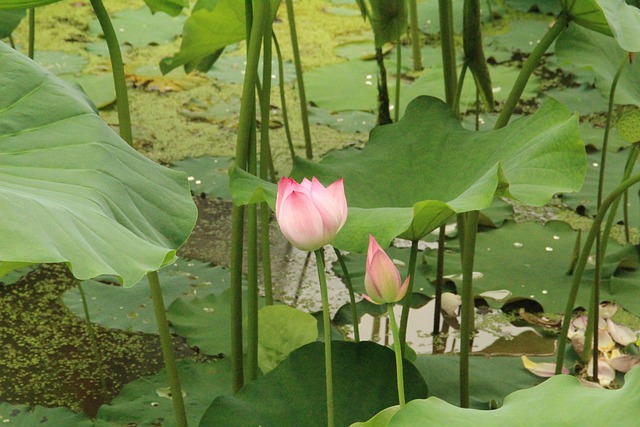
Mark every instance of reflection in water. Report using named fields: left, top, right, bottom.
left=355, top=299, right=556, bottom=355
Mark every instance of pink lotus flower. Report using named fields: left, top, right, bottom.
left=275, top=177, right=347, bottom=252
left=363, top=235, right=410, bottom=305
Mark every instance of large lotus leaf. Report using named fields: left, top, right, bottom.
left=198, top=341, right=429, bottom=427
left=561, top=150, right=640, bottom=227
left=160, top=0, right=281, bottom=74
left=561, top=0, right=613, bottom=36
left=292, top=96, right=584, bottom=251
left=89, top=7, right=186, bottom=48
left=422, top=221, right=640, bottom=314
left=95, top=358, right=232, bottom=427
left=0, top=42, right=197, bottom=286
left=0, top=9, right=25, bottom=38
left=556, top=24, right=640, bottom=107
left=0, top=402, right=92, bottom=426
left=367, top=366, right=640, bottom=426
left=258, top=305, right=318, bottom=373
left=596, top=0, right=640, bottom=52
left=63, top=259, right=230, bottom=334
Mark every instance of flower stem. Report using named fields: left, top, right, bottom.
left=230, top=0, right=268, bottom=392
left=89, top=0, right=133, bottom=145
left=556, top=172, right=640, bottom=374
left=387, top=303, right=406, bottom=407
left=399, top=240, right=419, bottom=355
left=460, top=210, right=479, bottom=408
left=334, top=247, right=360, bottom=341
left=284, top=0, right=313, bottom=159
left=147, top=271, right=188, bottom=427
left=76, top=280, right=107, bottom=400
left=493, top=12, right=569, bottom=130
left=314, top=249, right=334, bottom=427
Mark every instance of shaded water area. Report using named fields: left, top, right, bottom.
left=0, top=196, right=556, bottom=418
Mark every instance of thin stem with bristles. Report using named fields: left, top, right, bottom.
left=284, top=0, right=313, bottom=159
left=148, top=271, right=188, bottom=427
left=89, top=0, right=133, bottom=145
left=76, top=280, right=107, bottom=400
left=493, top=12, right=569, bottom=130
left=272, top=33, right=296, bottom=162
left=387, top=303, right=406, bottom=407
left=459, top=210, right=479, bottom=408
left=334, top=247, right=360, bottom=341
left=28, top=7, right=35, bottom=59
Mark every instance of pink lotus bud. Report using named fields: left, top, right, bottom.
left=275, top=177, right=347, bottom=252
left=363, top=235, right=410, bottom=305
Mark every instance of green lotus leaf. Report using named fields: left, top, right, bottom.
left=258, top=305, right=318, bottom=373
left=562, top=0, right=612, bottom=36
left=364, top=366, right=640, bottom=426
left=556, top=25, right=640, bottom=107
left=367, top=0, right=407, bottom=47
left=199, top=341, right=428, bottom=427
left=292, top=96, right=585, bottom=252
left=0, top=42, right=197, bottom=286
left=596, top=0, right=640, bottom=52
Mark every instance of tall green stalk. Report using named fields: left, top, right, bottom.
left=556, top=172, right=640, bottom=374
left=314, top=249, right=335, bottom=427
left=260, top=18, right=276, bottom=305
left=284, top=0, right=313, bottom=159
left=408, top=0, right=422, bottom=71
left=459, top=210, right=479, bottom=408
left=89, top=0, right=133, bottom=145
left=272, top=33, right=296, bottom=162
left=230, top=0, right=268, bottom=393
left=398, top=240, right=419, bottom=354
left=246, top=142, right=259, bottom=382
left=28, top=7, right=35, bottom=59
left=438, top=0, right=458, bottom=106
left=148, top=271, right=188, bottom=427
left=387, top=303, right=406, bottom=407
left=493, top=12, right=569, bottom=130
left=334, top=247, right=360, bottom=341
left=394, top=37, right=402, bottom=123
left=76, top=280, right=107, bottom=399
